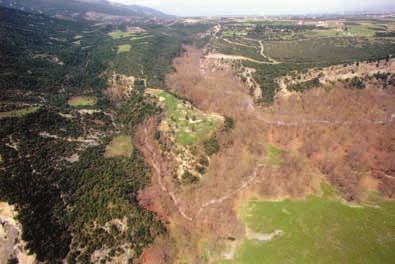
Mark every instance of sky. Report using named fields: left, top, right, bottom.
left=109, top=0, right=395, bottom=16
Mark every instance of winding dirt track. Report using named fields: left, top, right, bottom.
left=138, top=124, right=263, bottom=222
left=140, top=126, right=193, bottom=221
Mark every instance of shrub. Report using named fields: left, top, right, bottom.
left=348, top=76, right=365, bottom=89
left=204, top=137, right=220, bottom=156
left=224, top=116, right=234, bottom=131
left=182, top=171, right=199, bottom=184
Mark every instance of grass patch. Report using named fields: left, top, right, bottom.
left=0, top=106, right=40, bottom=119
left=108, top=30, right=134, bottom=40
left=218, top=194, right=395, bottom=264
left=117, top=44, right=131, bottom=54
left=104, top=135, right=133, bottom=158
left=68, top=96, right=97, bottom=107
left=221, top=30, right=247, bottom=37
left=130, top=35, right=153, bottom=41
left=265, top=144, right=284, bottom=166
left=147, top=89, right=223, bottom=146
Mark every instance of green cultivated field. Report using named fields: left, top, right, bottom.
left=108, top=30, right=134, bottom=39
left=218, top=193, right=395, bottom=264
left=147, top=89, right=223, bottom=145
left=117, top=44, right=131, bottom=54
left=68, top=96, right=97, bottom=107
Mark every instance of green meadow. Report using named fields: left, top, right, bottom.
left=147, top=89, right=223, bottom=146
left=117, top=44, right=131, bottom=54
left=68, top=96, right=97, bottom=107
left=217, top=191, right=395, bottom=264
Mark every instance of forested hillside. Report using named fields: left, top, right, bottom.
left=0, top=5, right=199, bottom=263
left=0, top=0, right=170, bottom=20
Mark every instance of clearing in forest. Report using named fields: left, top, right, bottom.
left=108, top=30, right=134, bottom=39
left=68, top=96, right=97, bottom=107
left=104, top=135, right=133, bottom=158
left=117, top=44, right=131, bottom=54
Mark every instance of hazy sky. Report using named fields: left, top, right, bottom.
left=109, top=0, right=395, bottom=16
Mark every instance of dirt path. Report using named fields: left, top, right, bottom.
left=258, top=40, right=281, bottom=64
left=206, top=40, right=281, bottom=65
left=136, top=123, right=194, bottom=221
left=223, top=38, right=257, bottom=48
left=206, top=53, right=278, bottom=64
left=137, top=120, right=264, bottom=221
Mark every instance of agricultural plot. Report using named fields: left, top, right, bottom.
left=221, top=30, right=247, bottom=37
left=117, top=44, right=131, bottom=54
left=108, top=30, right=135, bottom=39
left=68, top=96, right=97, bottom=107
left=309, top=22, right=387, bottom=38
left=262, top=37, right=395, bottom=64
left=212, top=18, right=395, bottom=103
left=218, top=190, right=395, bottom=264
left=244, top=37, right=395, bottom=102
left=146, top=89, right=223, bottom=146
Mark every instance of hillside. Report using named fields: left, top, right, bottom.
left=0, top=5, right=208, bottom=263
left=0, top=3, right=394, bottom=264
left=0, top=0, right=171, bottom=21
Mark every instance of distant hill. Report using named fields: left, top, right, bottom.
left=0, top=0, right=171, bottom=21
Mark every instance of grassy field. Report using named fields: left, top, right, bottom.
left=104, top=135, right=133, bottom=158
left=108, top=30, right=135, bottom=39
left=0, top=106, right=40, bottom=119
left=117, top=44, right=131, bottom=54
left=309, top=22, right=384, bottom=38
left=217, top=192, right=395, bottom=264
left=147, top=89, right=223, bottom=145
left=68, top=96, right=97, bottom=107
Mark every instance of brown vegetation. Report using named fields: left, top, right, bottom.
left=136, top=44, right=395, bottom=263
left=136, top=46, right=322, bottom=262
